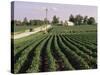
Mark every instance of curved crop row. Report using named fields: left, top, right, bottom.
left=67, top=35, right=97, bottom=53
left=14, top=34, right=46, bottom=64
left=14, top=35, right=48, bottom=73
left=53, top=35, right=75, bottom=70
left=57, top=35, right=90, bottom=69
left=45, top=36, right=56, bottom=71
left=60, top=35, right=96, bottom=68
left=14, top=33, right=45, bottom=56
left=26, top=35, right=51, bottom=73
left=67, top=33, right=97, bottom=45
left=14, top=33, right=42, bottom=49
left=64, top=35, right=97, bottom=57
left=14, top=34, right=46, bottom=65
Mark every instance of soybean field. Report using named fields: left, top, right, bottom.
left=13, top=25, right=97, bottom=73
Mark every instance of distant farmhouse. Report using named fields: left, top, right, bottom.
left=64, top=20, right=74, bottom=26
left=58, top=20, right=74, bottom=26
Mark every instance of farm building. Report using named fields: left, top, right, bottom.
left=64, top=20, right=74, bottom=26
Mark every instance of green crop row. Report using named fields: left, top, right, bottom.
left=60, top=35, right=96, bottom=68
left=14, top=35, right=47, bottom=73
left=54, top=35, right=75, bottom=70
left=57, top=35, right=90, bottom=69
left=26, top=35, right=51, bottom=72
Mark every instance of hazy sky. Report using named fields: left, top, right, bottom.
left=13, top=1, right=97, bottom=22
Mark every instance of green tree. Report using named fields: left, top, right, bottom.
left=87, top=17, right=96, bottom=25
left=83, top=16, right=88, bottom=25
left=75, top=15, right=83, bottom=25
left=69, top=14, right=75, bottom=23
left=52, top=15, right=59, bottom=25
left=29, top=20, right=44, bottom=26
left=22, top=17, right=28, bottom=25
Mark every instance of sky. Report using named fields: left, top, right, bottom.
left=12, top=1, right=97, bottom=22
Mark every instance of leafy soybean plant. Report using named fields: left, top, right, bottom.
left=14, top=25, right=97, bottom=73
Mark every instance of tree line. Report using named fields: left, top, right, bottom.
left=11, top=14, right=97, bottom=26
left=69, top=14, right=96, bottom=25
left=11, top=17, right=50, bottom=26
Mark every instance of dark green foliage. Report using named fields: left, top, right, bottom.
left=69, top=14, right=75, bottom=23
left=74, top=14, right=83, bottom=25
left=87, top=17, right=96, bottom=25
left=22, top=17, right=29, bottom=25
left=68, top=14, right=96, bottom=25
left=83, top=16, right=88, bottom=25
left=52, top=15, right=59, bottom=25
left=14, top=25, right=97, bottom=73
left=29, top=20, right=44, bottom=26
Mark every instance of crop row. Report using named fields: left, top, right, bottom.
left=14, top=34, right=97, bottom=73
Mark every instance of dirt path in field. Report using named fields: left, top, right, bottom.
left=13, top=25, right=52, bottom=39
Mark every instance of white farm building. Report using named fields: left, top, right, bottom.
left=64, top=20, right=74, bottom=26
